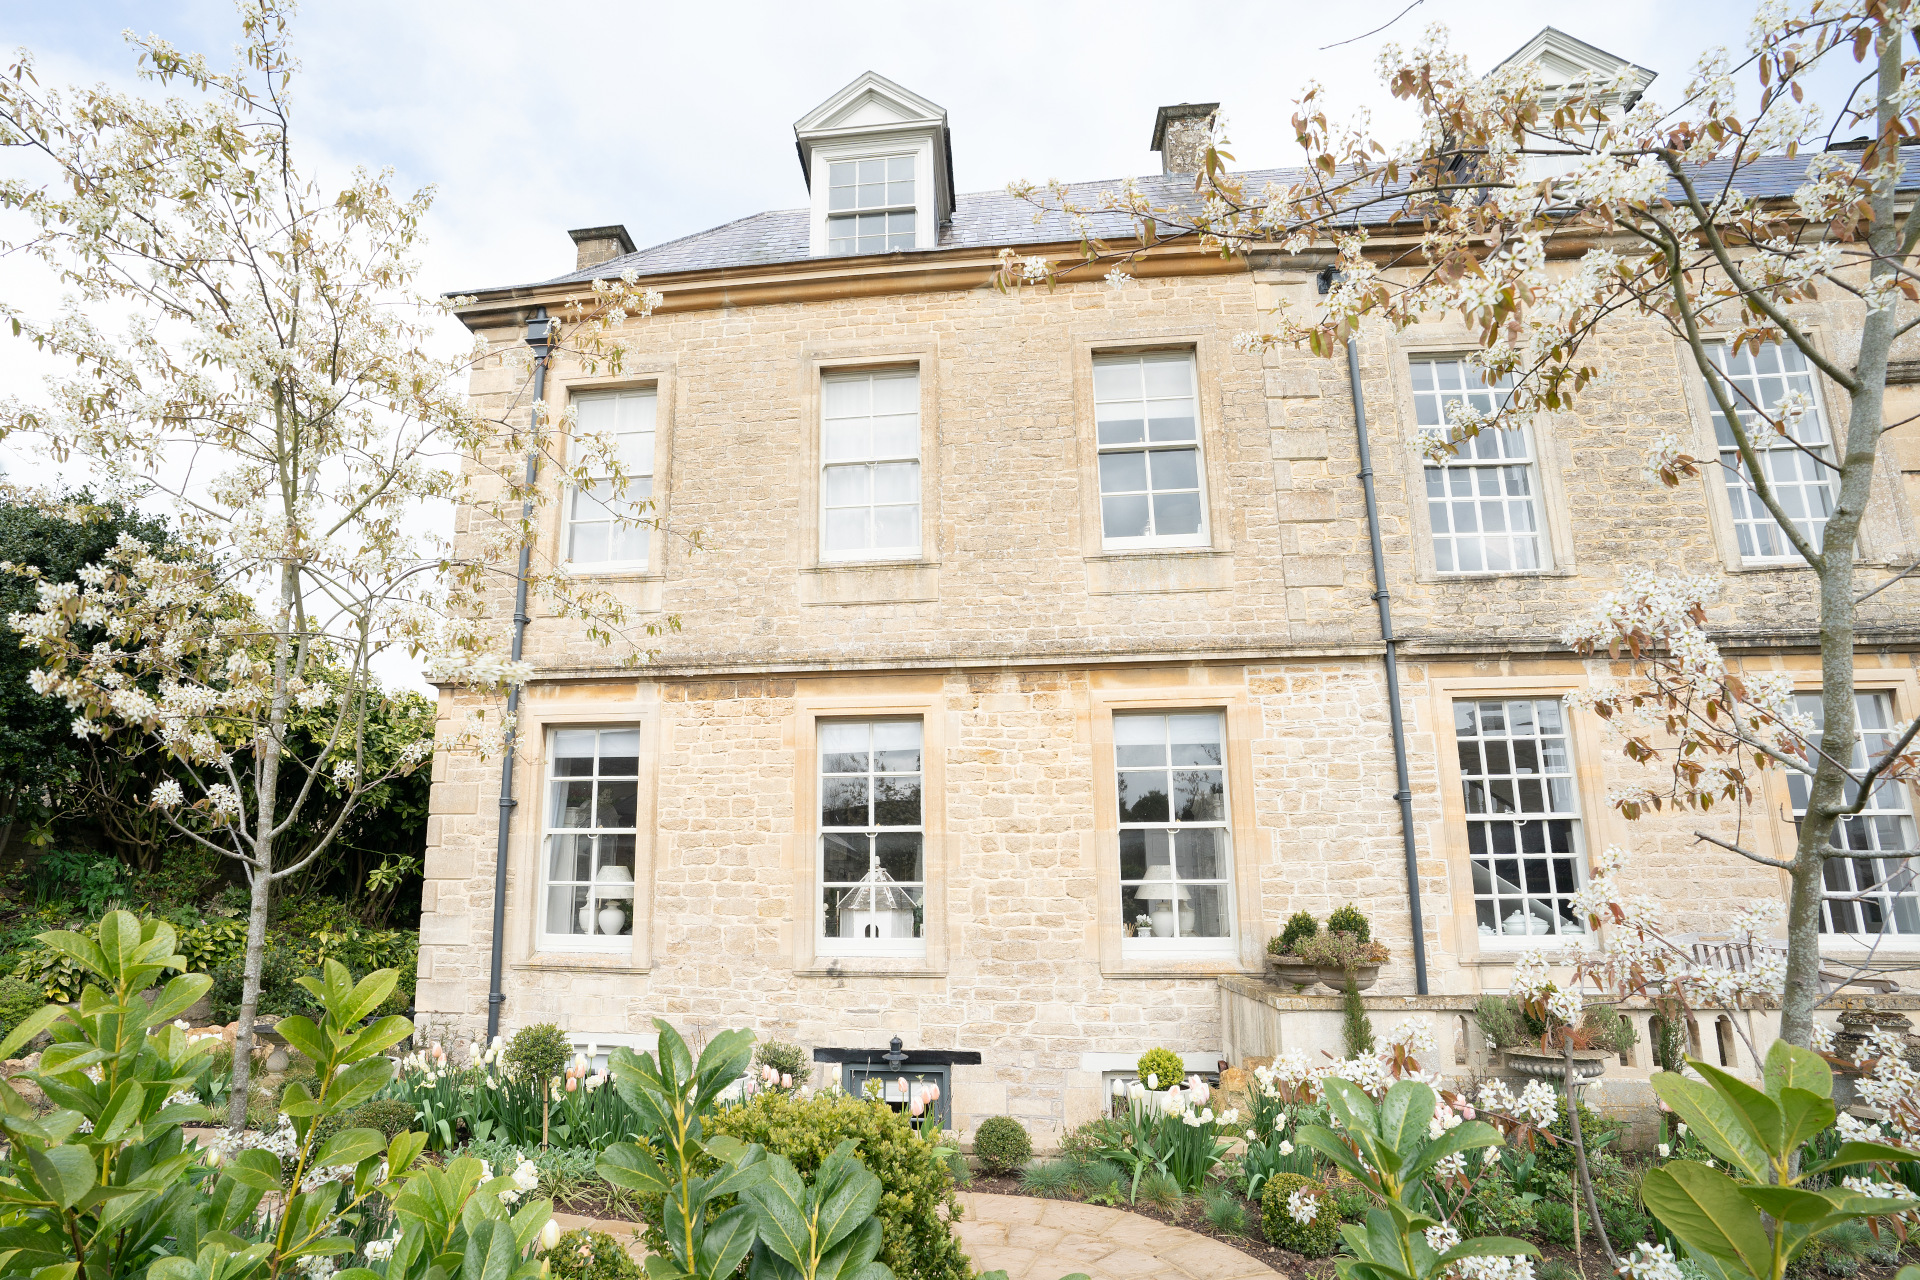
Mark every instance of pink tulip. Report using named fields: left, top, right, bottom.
left=928, top=1084, right=940, bottom=1101
left=781, top=1073, right=792, bottom=1089
left=565, top=1077, right=577, bottom=1092
left=911, top=1099, right=925, bottom=1117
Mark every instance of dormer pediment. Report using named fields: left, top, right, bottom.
left=1494, top=26, right=1656, bottom=108
left=794, top=72, right=956, bottom=257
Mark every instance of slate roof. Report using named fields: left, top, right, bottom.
left=471, top=149, right=1917, bottom=297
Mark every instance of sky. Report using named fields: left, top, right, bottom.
left=0, top=0, right=1872, bottom=691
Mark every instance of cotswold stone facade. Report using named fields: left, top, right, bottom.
left=418, top=58, right=1920, bottom=1142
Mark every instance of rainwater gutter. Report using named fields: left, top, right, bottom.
left=1325, top=268, right=1429, bottom=994
left=487, top=307, right=555, bottom=1040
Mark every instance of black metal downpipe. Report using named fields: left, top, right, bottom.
left=1331, top=293, right=1429, bottom=995
left=487, top=307, right=556, bottom=1040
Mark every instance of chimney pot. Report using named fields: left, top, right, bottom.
left=567, top=224, right=637, bottom=272
left=1150, top=102, right=1220, bottom=176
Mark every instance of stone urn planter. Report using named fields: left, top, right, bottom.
left=1266, top=955, right=1321, bottom=990
left=1317, top=964, right=1381, bottom=992
left=1501, top=1047, right=1610, bottom=1084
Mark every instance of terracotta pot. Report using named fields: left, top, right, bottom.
left=1316, top=963, right=1380, bottom=992
left=1266, top=956, right=1321, bottom=990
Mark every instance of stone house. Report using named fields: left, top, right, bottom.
left=418, top=32, right=1920, bottom=1142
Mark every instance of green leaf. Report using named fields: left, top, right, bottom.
left=1379, top=1080, right=1437, bottom=1161
left=341, top=971, right=398, bottom=1027
left=273, top=1017, right=329, bottom=1066
left=143, top=973, right=213, bottom=1029
left=694, top=1203, right=758, bottom=1280
left=0, top=1003, right=66, bottom=1060
left=27, top=1146, right=96, bottom=1210
left=1641, top=1162, right=1771, bottom=1277
left=1776, top=1086, right=1836, bottom=1159
left=462, top=1218, right=520, bottom=1280
left=1690, top=1061, right=1786, bottom=1158
left=315, top=1129, right=387, bottom=1170
left=326, top=1056, right=392, bottom=1111
left=338, top=1015, right=411, bottom=1064
left=1764, top=1039, right=1832, bottom=1100
left=91, top=1080, right=146, bottom=1144
left=1404, top=1120, right=1504, bottom=1184
left=597, top=1142, right=671, bottom=1196
left=1651, top=1073, right=1770, bottom=1181
left=742, top=1155, right=813, bottom=1270
left=1804, top=1140, right=1920, bottom=1177
left=1738, top=1185, right=1840, bottom=1223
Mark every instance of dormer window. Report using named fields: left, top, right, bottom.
left=827, top=156, right=916, bottom=254
left=794, top=72, right=955, bottom=260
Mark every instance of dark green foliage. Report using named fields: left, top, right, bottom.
left=1533, top=1200, right=1579, bottom=1249
left=0, top=496, right=170, bottom=855
left=1454, top=1167, right=1538, bottom=1238
left=209, top=939, right=320, bottom=1021
left=1342, top=976, right=1375, bottom=1058
left=704, top=1089, right=971, bottom=1280
left=1649, top=1013, right=1688, bottom=1072
left=753, top=1037, right=807, bottom=1085
left=973, top=1114, right=1033, bottom=1175
left=1272, top=911, right=1318, bottom=956
left=1261, top=1172, right=1340, bottom=1256
left=1535, top=1099, right=1620, bottom=1178
left=1325, top=902, right=1371, bottom=942
left=544, top=1228, right=643, bottom=1280
left=1327, top=1179, right=1374, bottom=1223
left=1473, top=994, right=1528, bottom=1050
left=0, top=977, right=42, bottom=1042
left=1135, top=1047, right=1185, bottom=1091
left=505, top=1022, right=572, bottom=1084
left=1135, top=1168, right=1183, bottom=1212
left=29, top=847, right=129, bottom=915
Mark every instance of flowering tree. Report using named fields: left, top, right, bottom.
left=1006, top=1, right=1918, bottom=1045
left=0, top=4, right=660, bottom=1122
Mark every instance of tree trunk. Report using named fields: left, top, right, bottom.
left=1778, top=28, right=1903, bottom=1047
left=225, top=864, right=273, bottom=1126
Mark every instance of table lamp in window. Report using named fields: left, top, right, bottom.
left=591, top=864, right=634, bottom=936
left=836, top=866, right=917, bottom=940
left=1136, top=854, right=1192, bottom=940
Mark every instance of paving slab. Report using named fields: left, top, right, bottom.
left=954, top=1192, right=1286, bottom=1280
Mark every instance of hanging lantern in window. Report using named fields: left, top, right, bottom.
left=836, top=866, right=917, bottom=939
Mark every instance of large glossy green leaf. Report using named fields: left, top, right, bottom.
left=92, top=1080, right=146, bottom=1145
left=694, top=1203, right=759, bottom=1280
left=1321, top=1078, right=1381, bottom=1140
left=1763, top=1040, right=1831, bottom=1100
left=742, top=1156, right=814, bottom=1271
left=598, top=1142, right=671, bottom=1195
left=1804, top=1140, right=1920, bottom=1177
left=1690, top=1062, right=1785, bottom=1158
left=314, top=1128, right=387, bottom=1171
left=27, top=1146, right=96, bottom=1210
left=1650, top=1073, right=1770, bottom=1181
left=272, top=1017, right=329, bottom=1066
left=0, top=1002, right=66, bottom=1060
left=1776, top=1086, right=1836, bottom=1158
left=1379, top=1080, right=1437, bottom=1161
left=462, top=1218, right=522, bottom=1280
left=1738, top=1185, right=1839, bottom=1223
left=1641, top=1162, right=1771, bottom=1279
left=143, top=973, right=213, bottom=1029
left=1296, top=1124, right=1373, bottom=1187
left=813, top=1143, right=883, bottom=1252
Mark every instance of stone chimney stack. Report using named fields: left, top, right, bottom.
left=1150, top=103, right=1219, bottom=176
left=567, top=224, right=636, bottom=272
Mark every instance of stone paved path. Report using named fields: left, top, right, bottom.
left=552, top=1191, right=1285, bottom=1279
left=953, top=1191, right=1285, bottom=1280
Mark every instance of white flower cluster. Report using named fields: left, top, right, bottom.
left=1841, top=1175, right=1919, bottom=1204
left=1851, top=1026, right=1920, bottom=1143
left=1287, top=1185, right=1320, bottom=1224
left=1618, top=1242, right=1685, bottom=1280
left=1477, top=1079, right=1559, bottom=1130
left=497, top=1158, right=540, bottom=1204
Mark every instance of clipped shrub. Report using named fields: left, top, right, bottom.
left=505, top=1022, right=572, bottom=1084
left=349, top=1096, right=417, bottom=1139
left=1262, top=1172, right=1340, bottom=1257
left=544, top=1228, right=642, bottom=1280
left=1325, top=902, right=1371, bottom=942
left=753, top=1037, right=807, bottom=1089
left=1135, top=1047, right=1185, bottom=1092
left=1271, top=911, right=1318, bottom=957
left=0, top=978, right=43, bottom=1043
left=706, top=1089, right=970, bottom=1280
left=973, top=1114, right=1033, bottom=1176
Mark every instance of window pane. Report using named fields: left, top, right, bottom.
left=1117, top=770, right=1170, bottom=823
left=595, top=781, right=638, bottom=829
left=548, top=833, right=592, bottom=883
left=1099, top=451, right=1148, bottom=494
left=1101, top=494, right=1151, bottom=539
left=551, top=781, right=593, bottom=828
left=822, top=833, right=868, bottom=883
left=553, top=730, right=597, bottom=775
left=821, top=371, right=921, bottom=557
left=1457, top=697, right=1584, bottom=937
left=1152, top=491, right=1203, bottom=536
left=599, top=730, right=640, bottom=774
left=821, top=777, right=870, bottom=828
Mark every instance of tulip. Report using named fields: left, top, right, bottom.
left=565, top=1077, right=578, bottom=1093
left=781, top=1073, right=792, bottom=1089
left=911, top=1099, right=925, bottom=1117
left=539, top=1219, right=561, bottom=1251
